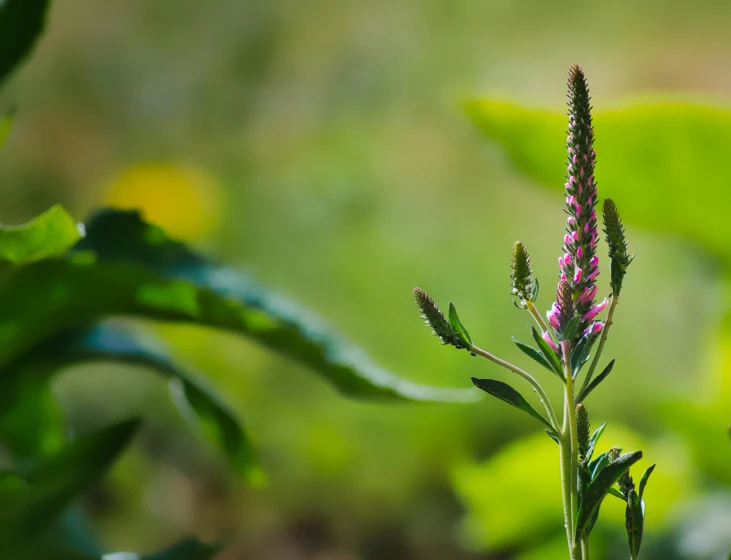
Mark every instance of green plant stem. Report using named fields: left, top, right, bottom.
left=578, top=296, right=618, bottom=399
left=471, top=345, right=559, bottom=429
left=580, top=535, right=590, bottom=559
left=561, top=341, right=583, bottom=560
left=527, top=301, right=552, bottom=339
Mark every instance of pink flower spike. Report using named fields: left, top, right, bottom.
left=572, top=231, right=579, bottom=242
left=589, top=256, right=599, bottom=269
left=547, top=305, right=561, bottom=330
left=542, top=330, right=558, bottom=353
left=578, top=285, right=597, bottom=304
left=567, top=216, right=575, bottom=226
left=586, top=268, right=599, bottom=282
left=567, top=195, right=577, bottom=207
left=576, top=246, right=583, bottom=260
left=582, top=298, right=608, bottom=321
left=584, top=223, right=590, bottom=233
left=573, top=267, right=583, bottom=283
left=564, top=234, right=573, bottom=247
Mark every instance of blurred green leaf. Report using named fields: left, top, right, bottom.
left=586, top=422, right=606, bottom=462
left=0, top=419, right=140, bottom=553
left=25, top=323, right=263, bottom=484
left=471, top=377, right=553, bottom=429
left=577, top=450, right=643, bottom=536
left=64, top=208, right=474, bottom=403
left=466, top=98, right=731, bottom=264
left=447, top=302, right=473, bottom=348
left=0, top=205, right=82, bottom=265
left=0, top=0, right=49, bottom=85
left=27, top=537, right=220, bottom=560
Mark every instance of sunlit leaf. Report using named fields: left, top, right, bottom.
left=577, top=360, right=615, bottom=403
left=639, top=464, right=656, bottom=500
left=512, top=337, right=554, bottom=374
left=0, top=0, right=49, bottom=85
left=466, top=98, right=731, bottom=264
left=530, top=326, right=563, bottom=380
left=447, top=302, right=473, bottom=348
left=0, top=205, right=82, bottom=265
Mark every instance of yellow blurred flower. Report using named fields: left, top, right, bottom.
left=105, top=163, right=222, bottom=240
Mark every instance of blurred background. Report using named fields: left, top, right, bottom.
left=1, top=0, right=730, bottom=558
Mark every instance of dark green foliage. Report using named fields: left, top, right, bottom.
left=576, top=450, right=643, bottom=537
left=0, top=419, right=140, bottom=553
left=471, top=377, right=553, bottom=430
left=0, top=0, right=49, bottom=84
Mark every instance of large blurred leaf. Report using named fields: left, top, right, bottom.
left=24, top=323, right=262, bottom=483
left=52, top=208, right=472, bottom=403
left=0, top=0, right=50, bottom=85
left=0, top=419, right=140, bottom=554
left=466, top=99, right=731, bottom=264
left=27, top=537, right=220, bottom=560
left=0, top=204, right=81, bottom=265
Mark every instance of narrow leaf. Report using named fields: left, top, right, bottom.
left=638, top=464, right=656, bottom=499
left=607, top=487, right=625, bottom=500
left=545, top=429, right=560, bottom=445
left=512, top=338, right=553, bottom=373
left=570, top=335, right=592, bottom=378
left=0, top=0, right=49, bottom=85
left=577, top=451, right=643, bottom=535
left=577, top=360, right=615, bottom=402
left=530, top=326, right=563, bottom=380
left=471, top=377, right=553, bottom=430
left=585, top=422, right=607, bottom=462
left=448, top=302, right=473, bottom=348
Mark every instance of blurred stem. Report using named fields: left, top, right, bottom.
left=527, top=301, right=553, bottom=341
left=471, top=345, right=559, bottom=429
left=561, top=341, right=583, bottom=560
left=579, top=296, right=618, bottom=399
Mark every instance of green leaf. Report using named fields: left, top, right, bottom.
left=585, top=423, right=607, bottom=463
left=0, top=0, right=49, bottom=85
left=0, top=205, right=82, bottom=265
left=471, top=377, right=553, bottom=430
left=626, top=488, right=644, bottom=558
left=570, top=335, right=592, bottom=378
left=24, top=538, right=220, bottom=560
left=465, top=98, right=731, bottom=265
left=576, top=450, right=643, bottom=536
left=589, top=450, right=612, bottom=479
left=577, top=360, right=615, bottom=403
left=607, top=487, right=625, bottom=500
left=448, top=302, right=473, bottom=348
left=638, top=464, right=656, bottom=500
left=512, top=337, right=554, bottom=374
left=545, top=429, right=560, bottom=445
left=530, top=326, right=563, bottom=380
left=0, top=208, right=474, bottom=404
left=0, top=419, right=140, bottom=553
left=25, top=323, right=263, bottom=484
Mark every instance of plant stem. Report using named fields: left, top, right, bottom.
left=471, top=345, right=559, bottom=430
left=580, top=535, right=590, bottom=559
left=527, top=301, right=552, bottom=338
left=560, top=341, right=583, bottom=560
left=578, top=296, right=618, bottom=399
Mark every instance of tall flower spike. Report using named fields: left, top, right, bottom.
left=603, top=198, right=633, bottom=296
left=511, top=241, right=536, bottom=308
left=413, top=287, right=469, bottom=350
left=576, top=403, right=590, bottom=459
left=553, top=65, right=601, bottom=345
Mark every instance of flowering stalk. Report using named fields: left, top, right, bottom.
left=412, top=65, right=650, bottom=559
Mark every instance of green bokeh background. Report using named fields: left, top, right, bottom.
left=1, top=1, right=730, bottom=558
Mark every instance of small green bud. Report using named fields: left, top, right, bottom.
left=603, top=199, right=633, bottom=295
left=511, top=241, right=535, bottom=308
left=413, top=287, right=470, bottom=350
left=576, top=403, right=590, bottom=459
